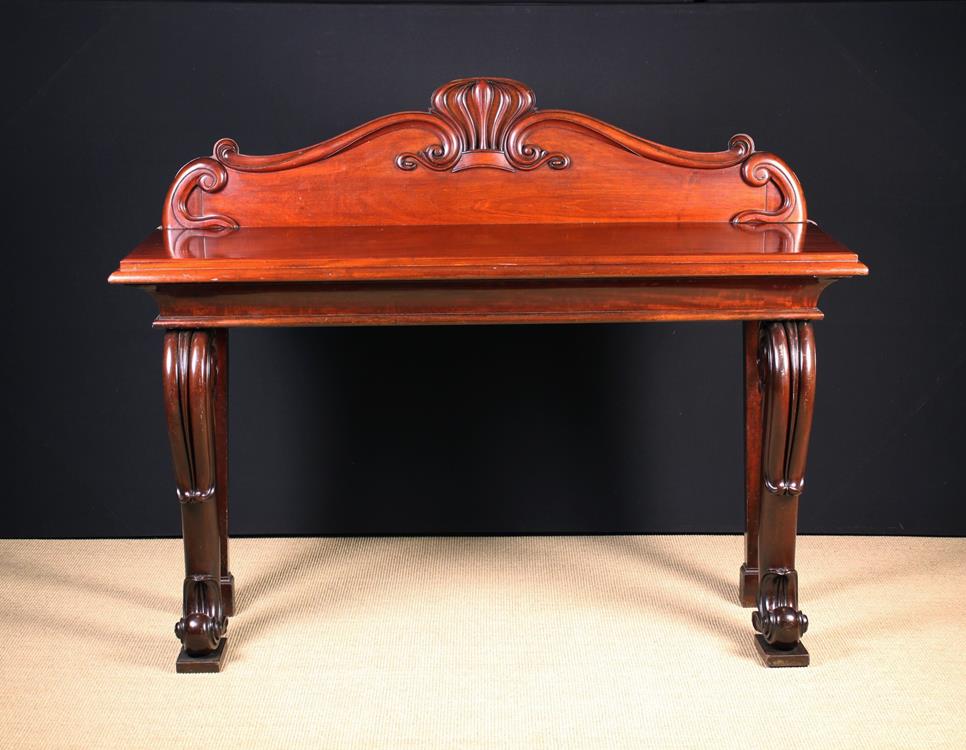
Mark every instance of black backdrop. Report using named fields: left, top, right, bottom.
left=4, top=1, right=964, bottom=538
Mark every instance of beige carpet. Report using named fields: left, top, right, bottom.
left=1, top=535, right=964, bottom=749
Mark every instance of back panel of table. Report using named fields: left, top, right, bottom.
left=195, top=126, right=780, bottom=227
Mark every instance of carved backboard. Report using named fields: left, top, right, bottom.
left=164, top=77, right=806, bottom=229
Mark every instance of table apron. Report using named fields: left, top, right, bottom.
left=148, top=277, right=837, bottom=327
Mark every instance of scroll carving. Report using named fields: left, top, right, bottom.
left=160, top=77, right=808, bottom=227
left=175, top=576, right=226, bottom=656
left=395, top=79, right=764, bottom=174
left=163, top=158, right=236, bottom=231
left=211, top=114, right=459, bottom=173
left=758, top=321, right=816, bottom=496
left=164, top=330, right=217, bottom=504
left=163, top=331, right=227, bottom=657
left=753, top=570, right=808, bottom=647
left=395, top=77, right=570, bottom=172
left=733, top=153, right=807, bottom=224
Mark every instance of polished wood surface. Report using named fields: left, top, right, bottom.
left=111, top=222, right=865, bottom=285
left=163, top=330, right=229, bottom=671
left=752, top=320, right=816, bottom=667
left=147, top=278, right=836, bottom=328
left=110, top=76, right=867, bottom=671
left=162, top=78, right=802, bottom=230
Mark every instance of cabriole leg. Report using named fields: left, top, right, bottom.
left=753, top=320, right=815, bottom=667
left=163, top=330, right=229, bottom=672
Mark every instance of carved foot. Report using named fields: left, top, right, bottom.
left=175, top=575, right=227, bottom=657
left=752, top=570, right=808, bottom=647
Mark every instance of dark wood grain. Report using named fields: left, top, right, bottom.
left=752, top=321, right=815, bottom=666
left=163, top=330, right=229, bottom=671
left=146, top=277, right=836, bottom=328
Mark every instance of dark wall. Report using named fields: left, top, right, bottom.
left=4, top=1, right=964, bottom=537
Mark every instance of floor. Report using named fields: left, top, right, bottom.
left=1, top=535, right=964, bottom=749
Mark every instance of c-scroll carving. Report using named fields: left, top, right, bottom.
left=163, top=331, right=227, bottom=658
left=395, top=78, right=763, bottom=174
left=163, top=158, right=237, bottom=230
left=731, top=152, right=807, bottom=224
left=758, top=321, right=816, bottom=495
left=753, top=570, right=808, bottom=647
left=175, top=576, right=225, bottom=656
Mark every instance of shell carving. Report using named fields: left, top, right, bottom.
left=396, top=78, right=570, bottom=172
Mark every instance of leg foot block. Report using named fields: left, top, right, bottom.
left=176, top=638, right=227, bottom=674
left=754, top=634, right=809, bottom=668
left=221, top=573, right=236, bottom=617
left=738, top=564, right=758, bottom=608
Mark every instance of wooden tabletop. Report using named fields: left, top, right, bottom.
left=110, top=222, right=866, bottom=285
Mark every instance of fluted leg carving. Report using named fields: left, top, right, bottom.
left=752, top=320, right=815, bottom=666
left=163, top=330, right=228, bottom=671
left=759, top=321, right=815, bottom=498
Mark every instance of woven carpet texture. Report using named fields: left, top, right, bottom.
left=1, top=535, right=964, bottom=749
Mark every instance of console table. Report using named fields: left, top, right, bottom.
left=110, top=77, right=867, bottom=672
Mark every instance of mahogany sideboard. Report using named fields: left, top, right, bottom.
left=110, top=77, right=867, bottom=672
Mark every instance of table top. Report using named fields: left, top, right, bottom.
left=110, top=222, right=867, bottom=285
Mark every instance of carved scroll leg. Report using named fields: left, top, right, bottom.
left=752, top=321, right=815, bottom=667
left=164, top=330, right=229, bottom=672
left=739, top=322, right=762, bottom=607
